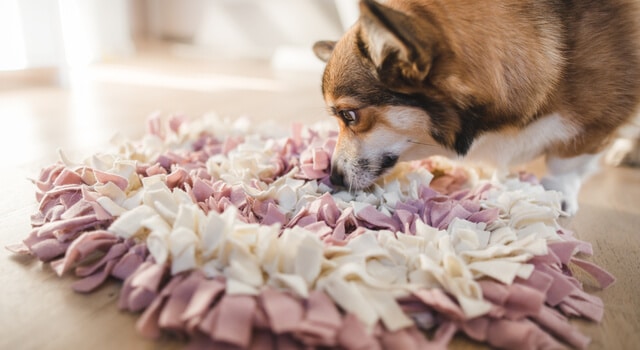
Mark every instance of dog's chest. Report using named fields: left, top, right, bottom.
left=463, top=113, right=579, bottom=169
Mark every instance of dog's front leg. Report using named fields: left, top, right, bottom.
left=541, top=153, right=601, bottom=215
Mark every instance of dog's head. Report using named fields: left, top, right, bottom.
left=314, top=0, right=475, bottom=189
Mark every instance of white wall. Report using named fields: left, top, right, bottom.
left=146, top=0, right=348, bottom=58
left=0, top=0, right=359, bottom=71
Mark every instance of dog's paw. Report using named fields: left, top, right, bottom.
left=542, top=153, right=601, bottom=216
left=541, top=176, right=579, bottom=216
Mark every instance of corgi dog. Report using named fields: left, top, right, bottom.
left=313, top=0, right=640, bottom=214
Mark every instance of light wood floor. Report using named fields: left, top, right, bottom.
left=1, top=53, right=638, bottom=350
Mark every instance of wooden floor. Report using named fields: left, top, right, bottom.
left=1, top=53, right=638, bottom=350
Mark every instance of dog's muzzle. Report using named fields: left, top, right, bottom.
left=329, top=154, right=399, bottom=189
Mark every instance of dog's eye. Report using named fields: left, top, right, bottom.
left=338, top=110, right=358, bottom=125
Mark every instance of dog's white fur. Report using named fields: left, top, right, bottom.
left=464, top=114, right=580, bottom=169
left=463, top=114, right=591, bottom=214
left=378, top=108, right=590, bottom=214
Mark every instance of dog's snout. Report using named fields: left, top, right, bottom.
left=330, top=165, right=345, bottom=187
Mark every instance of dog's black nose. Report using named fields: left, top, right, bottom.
left=380, top=154, right=399, bottom=170
left=330, top=166, right=345, bottom=187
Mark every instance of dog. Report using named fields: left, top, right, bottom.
left=313, top=0, right=640, bottom=214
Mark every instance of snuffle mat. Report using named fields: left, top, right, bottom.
left=8, top=114, right=615, bottom=349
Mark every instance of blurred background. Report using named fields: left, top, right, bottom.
left=0, top=0, right=358, bottom=167
left=0, top=0, right=360, bottom=71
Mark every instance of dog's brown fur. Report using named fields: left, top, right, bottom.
left=314, top=0, right=640, bottom=206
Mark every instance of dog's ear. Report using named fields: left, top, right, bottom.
left=359, top=0, right=443, bottom=90
left=313, top=41, right=336, bottom=62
